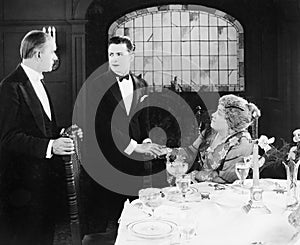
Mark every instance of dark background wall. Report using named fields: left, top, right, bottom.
left=1, top=0, right=300, bottom=142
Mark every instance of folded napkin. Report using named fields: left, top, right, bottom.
left=118, top=199, right=150, bottom=224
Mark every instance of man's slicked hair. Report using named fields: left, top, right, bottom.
left=20, top=30, right=52, bottom=59
left=108, top=36, right=135, bottom=52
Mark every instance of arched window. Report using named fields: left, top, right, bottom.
left=109, top=4, right=244, bottom=92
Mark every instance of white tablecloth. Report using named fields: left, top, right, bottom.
left=115, top=179, right=300, bottom=245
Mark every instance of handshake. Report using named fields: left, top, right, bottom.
left=134, top=141, right=172, bottom=159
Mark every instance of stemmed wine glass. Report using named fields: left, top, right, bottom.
left=235, top=161, right=250, bottom=187
left=166, top=161, right=175, bottom=186
left=166, top=161, right=189, bottom=185
left=138, top=188, right=162, bottom=218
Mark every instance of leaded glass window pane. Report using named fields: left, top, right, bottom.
left=182, top=57, right=191, bottom=70
left=200, top=27, right=209, bottom=40
left=182, top=42, right=190, bottom=56
left=144, top=57, right=153, bottom=70
left=172, top=27, right=181, bottom=41
left=154, top=72, right=162, bottom=86
left=153, top=13, right=162, bottom=27
left=191, top=27, right=199, bottom=40
left=200, top=42, right=209, bottom=55
left=209, top=26, right=218, bottom=40
left=144, top=42, right=152, bottom=56
left=219, top=42, right=228, bottom=55
left=153, top=42, right=162, bottom=55
left=154, top=56, right=162, bottom=70
left=200, top=13, right=208, bottom=25
left=172, top=12, right=180, bottom=26
left=172, top=42, right=181, bottom=55
left=172, top=56, right=181, bottom=70
left=134, top=57, right=143, bottom=70
left=162, top=27, right=171, bottom=41
left=220, top=70, right=228, bottom=84
left=162, top=12, right=171, bottom=26
left=181, top=12, right=189, bottom=26
left=191, top=56, right=199, bottom=69
left=191, top=42, right=199, bottom=55
left=135, top=17, right=143, bottom=27
left=163, top=56, right=171, bottom=70
left=200, top=56, right=209, bottom=69
left=144, top=15, right=152, bottom=27
left=153, top=28, right=162, bottom=41
left=219, top=56, right=228, bottom=69
left=163, top=42, right=171, bottom=54
left=110, top=5, right=244, bottom=91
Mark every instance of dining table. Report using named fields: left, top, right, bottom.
left=114, top=179, right=300, bottom=245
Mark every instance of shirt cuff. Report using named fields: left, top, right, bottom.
left=46, top=140, right=54, bottom=158
left=124, top=139, right=138, bottom=155
left=142, top=138, right=152, bottom=144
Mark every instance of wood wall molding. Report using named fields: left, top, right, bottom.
left=73, top=0, right=93, bottom=19
left=70, top=22, right=86, bottom=104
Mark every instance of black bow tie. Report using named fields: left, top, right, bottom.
left=118, top=74, right=130, bottom=82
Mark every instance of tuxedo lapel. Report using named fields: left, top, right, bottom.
left=17, top=67, right=47, bottom=135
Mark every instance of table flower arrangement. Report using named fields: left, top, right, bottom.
left=257, top=129, right=300, bottom=210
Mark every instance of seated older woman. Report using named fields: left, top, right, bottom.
left=181, top=94, right=261, bottom=183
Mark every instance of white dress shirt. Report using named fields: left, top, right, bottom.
left=21, top=64, right=52, bottom=120
left=117, top=75, right=133, bottom=116
left=116, top=75, right=152, bottom=155
left=21, top=63, right=53, bottom=158
left=116, top=75, right=137, bottom=155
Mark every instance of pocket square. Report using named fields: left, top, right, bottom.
left=140, top=95, right=148, bottom=102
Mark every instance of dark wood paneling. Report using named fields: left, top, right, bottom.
left=289, top=24, right=300, bottom=132
left=0, top=32, right=3, bottom=79
left=4, top=0, right=66, bottom=20
left=3, top=32, right=23, bottom=74
left=47, top=28, right=68, bottom=81
left=0, top=0, right=3, bottom=21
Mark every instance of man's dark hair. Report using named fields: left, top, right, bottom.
left=108, top=36, right=135, bottom=52
left=20, top=30, right=51, bottom=59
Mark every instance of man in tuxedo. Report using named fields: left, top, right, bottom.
left=0, top=30, right=75, bottom=245
left=90, top=36, right=163, bottom=232
left=96, top=36, right=163, bottom=175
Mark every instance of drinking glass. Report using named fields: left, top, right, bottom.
left=178, top=210, right=198, bottom=244
left=176, top=174, right=192, bottom=210
left=166, top=161, right=188, bottom=185
left=138, top=188, right=162, bottom=218
left=235, top=161, right=250, bottom=187
left=166, top=161, right=175, bottom=186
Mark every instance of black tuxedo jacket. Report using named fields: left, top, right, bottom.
left=95, top=70, right=150, bottom=176
left=0, top=65, right=63, bottom=212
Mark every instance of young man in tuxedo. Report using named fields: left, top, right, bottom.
left=96, top=36, right=163, bottom=172
left=85, top=36, right=164, bottom=233
left=0, top=30, right=76, bottom=245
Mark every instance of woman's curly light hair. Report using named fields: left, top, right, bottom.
left=219, top=94, right=261, bottom=132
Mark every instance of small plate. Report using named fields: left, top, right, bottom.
left=127, top=219, right=177, bottom=239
